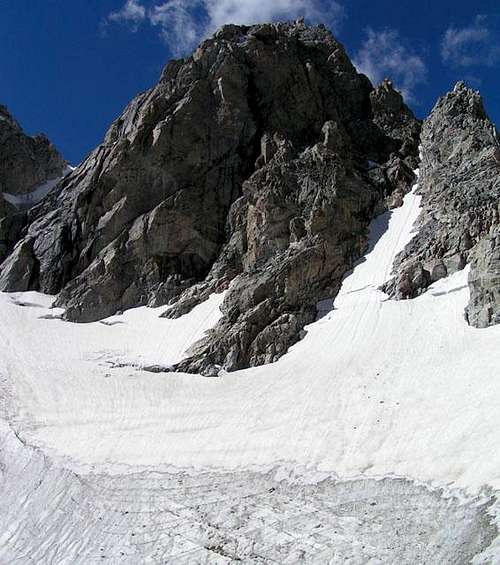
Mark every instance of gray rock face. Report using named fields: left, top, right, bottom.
left=0, top=194, right=19, bottom=261
left=0, top=105, right=65, bottom=196
left=466, top=229, right=500, bottom=327
left=369, top=79, right=421, bottom=168
left=0, top=105, right=65, bottom=263
left=0, top=21, right=420, bottom=368
left=173, top=139, right=382, bottom=374
left=170, top=68, right=420, bottom=375
left=383, top=82, right=500, bottom=327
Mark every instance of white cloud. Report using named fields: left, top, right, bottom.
left=441, top=15, right=500, bottom=67
left=203, top=0, right=342, bottom=33
left=149, top=0, right=204, bottom=51
left=106, top=0, right=344, bottom=55
left=353, top=28, right=427, bottom=102
left=108, top=0, right=146, bottom=31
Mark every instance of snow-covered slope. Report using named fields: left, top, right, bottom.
left=1, top=173, right=500, bottom=562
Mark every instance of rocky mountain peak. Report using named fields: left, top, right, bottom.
left=451, top=80, right=487, bottom=112
left=369, top=79, right=421, bottom=168
left=423, top=81, right=495, bottom=161
left=382, top=81, right=500, bottom=327
left=370, top=79, right=412, bottom=124
left=7, top=21, right=499, bottom=374
left=0, top=24, right=420, bottom=361
left=0, top=104, right=65, bottom=196
left=0, top=104, right=66, bottom=264
left=371, top=79, right=401, bottom=105
left=0, top=105, right=21, bottom=129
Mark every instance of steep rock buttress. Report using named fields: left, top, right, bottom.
left=0, top=105, right=65, bottom=263
left=383, top=82, right=500, bottom=328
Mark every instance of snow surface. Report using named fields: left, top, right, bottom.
left=2, top=169, right=500, bottom=561
left=1, top=178, right=499, bottom=496
left=0, top=425, right=495, bottom=564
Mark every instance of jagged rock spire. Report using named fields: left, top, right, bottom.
left=0, top=104, right=65, bottom=262
left=383, top=81, right=500, bottom=328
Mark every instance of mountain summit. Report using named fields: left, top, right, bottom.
left=383, top=81, right=500, bottom=328
left=1, top=19, right=500, bottom=565
left=0, top=21, right=421, bottom=372
left=0, top=21, right=498, bottom=375
left=0, top=105, right=65, bottom=263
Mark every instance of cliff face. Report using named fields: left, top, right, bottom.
left=172, top=74, right=420, bottom=374
left=0, top=105, right=65, bottom=196
left=0, top=21, right=420, bottom=373
left=0, top=105, right=65, bottom=263
left=382, top=82, right=500, bottom=327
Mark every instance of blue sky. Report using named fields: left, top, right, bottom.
left=1, top=0, right=499, bottom=164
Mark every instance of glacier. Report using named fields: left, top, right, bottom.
left=1, top=174, right=500, bottom=562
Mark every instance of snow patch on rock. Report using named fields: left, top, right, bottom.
left=2, top=165, right=73, bottom=208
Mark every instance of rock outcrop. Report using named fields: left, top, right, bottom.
left=382, top=82, right=500, bottom=327
left=0, top=105, right=65, bottom=196
left=0, top=105, right=65, bottom=262
left=466, top=229, right=500, bottom=327
left=0, top=21, right=421, bottom=370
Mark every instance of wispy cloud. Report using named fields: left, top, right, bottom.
left=108, top=0, right=147, bottom=32
left=441, top=15, right=500, bottom=67
left=106, top=0, right=345, bottom=55
left=202, top=0, right=343, bottom=33
left=149, top=0, right=204, bottom=50
left=353, top=28, right=427, bottom=102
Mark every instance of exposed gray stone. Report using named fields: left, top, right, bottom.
left=383, top=82, right=500, bottom=327
left=0, top=105, right=65, bottom=196
left=0, top=22, right=419, bottom=370
left=0, top=105, right=65, bottom=263
left=466, top=228, right=500, bottom=327
left=0, top=238, right=37, bottom=291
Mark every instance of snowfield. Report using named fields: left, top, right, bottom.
left=1, top=176, right=500, bottom=563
